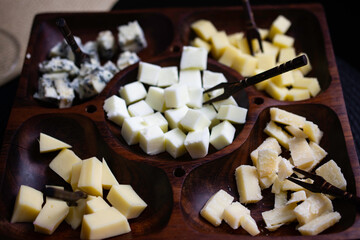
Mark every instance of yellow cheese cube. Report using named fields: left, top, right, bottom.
left=273, top=34, right=294, bottom=48
left=231, top=52, right=258, bottom=77
left=303, top=120, right=323, bottom=144
left=80, top=207, right=131, bottom=239
left=294, top=193, right=333, bottom=225
left=278, top=47, right=296, bottom=63
left=86, top=196, right=110, bottom=214
left=102, top=158, right=119, bottom=190
left=262, top=41, right=280, bottom=58
left=218, top=45, right=242, bottom=67
left=298, top=211, right=341, bottom=236
left=289, top=137, right=315, bottom=169
left=286, top=88, right=311, bottom=101
left=315, top=160, right=347, bottom=190
left=65, top=198, right=87, bottom=230
left=297, top=52, right=312, bottom=75
left=255, top=53, right=276, bottom=70
left=270, top=107, right=306, bottom=128
left=269, top=15, right=291, bottom=40
left=191, top=19, right=217, bottom=41
left=274, top=191, right=288, bottom=208
left=78, top=157, right=103, bottom=197
left=191, top=37, right=211, bottom=52
left=235, top=165, right=262, bottom=203
left=293, top=77, right=321, bottom=97
left=70, top=161, right=82, bottom=191
left=33, top=200, right=69, bottom=235
left=262, top=203, right=297, bottom=228
left=264, top=121, right=291, bottom=149
left=227, top=32, right=244, bottom=47
left=39, top=133, right=71, bottom=153
left=49, top=149, right=81, bottom=183
left=271, top=71, right=294, bottom=87
left=11, top=185, right=43, bottom=223
left=107, top=184, right=147, bottom=219
left=257, top=149, right=279, bottom=178
left=259, top=28, right=269, bottom=39
left=250, top=137, right=281, bottom=167
left=222, top=201, right=250, bottom=229
left=254, top=69, right=270, bottom=91
left=265, top=81, right=289, bottom=101
left=200, top=189, right=234, bottom=227
left=210, top=31, right=230, bottom=59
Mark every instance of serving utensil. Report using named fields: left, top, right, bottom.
left=287, top=167, right=360, bottom=205
left=203, top=54, right=307, bottom=105
left=43, top=187, right=88, bottom=206
left=242, top=0, right=263, bottom=55
left=55, top=18, right=91, bottom=67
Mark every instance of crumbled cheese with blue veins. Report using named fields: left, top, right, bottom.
left=97, top=30, right=115, bottom=58
left=49, top=36, right=83, bottom=61
left=116, top=51, right=139, bottom=70
left=38, top=57, right=79, bottom=76
left=82, top=41, right=100, bottom=64
left=103, top=60, right=119, bottom=75
left=117, top=20, right=147, bottom=52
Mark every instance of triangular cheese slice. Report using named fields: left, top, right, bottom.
left=102, top=158, right=119, bottom=189
left=39, top=133, right=72, bottom=153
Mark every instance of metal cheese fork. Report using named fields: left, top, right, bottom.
left=203, top=54, right=307, bottom=105
left=287, top=167, right=360, bottom=205
left=242, top=0, right=263, bottom=55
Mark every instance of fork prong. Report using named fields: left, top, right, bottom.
left=292, top=167, right=317, bottom=179
left=287, top=176, right=321, bottom=193
left=203, top=82, right=233, bottom=94
left=203, top=91, right=232, bottom=105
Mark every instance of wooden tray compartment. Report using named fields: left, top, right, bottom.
left=1, top=4, right=359, bottom=239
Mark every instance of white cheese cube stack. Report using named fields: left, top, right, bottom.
left=103, top=45, right=249, bottom=159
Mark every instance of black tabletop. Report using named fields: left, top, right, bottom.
left=1, top=0, right=359, bottom=160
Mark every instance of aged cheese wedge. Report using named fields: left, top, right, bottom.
left=274, top=191, right=288, bottom=208
left=264, top=121, right=291, bottom=149
left=39, top=133, right=71, bottom=153
left=257, top=149, right=280, bottom=178
left=200, top=189, right=234, bottom=227
left=304, top=141, right=328, bottom=171
left=298, top=211, right=341, bottom=236
left=70, top=161, right=82, bottom=191
left=107, top=184, right=147, bottom=219
left=289, top=137, right=315, bottom=169
left=250, top=137, right=281, bottom=167
left=77, top=157, right=103, bottom=197
left=277, top=157, right=294, bottom=181
left=241, top=214, right=260, bottom=236
left=11, top=185, right=43, bottom=223
left=303, top=120, right=323, bottom=144
left=315, top=159, right=347, bottom=191
left=268, top=15, right=291, bottom=40
left=190, top=19, right=218, bottom=41
left=222, top=201, right=250, bottom=229
left=101, top=158, right=119, bottom=190
left=33, top=200, right=69, bottom=235
left=287, top=190, right=306, bottom=204
left=86, top=196, right=110, bottom=214
left=80, top=207, right=131, bottom=239
left=49, top=149, right=82, bottom=183
left=65, top=198, right=87, bottom=230
left=270, top=107, right=306, bottom=128
left=262, top=203, right=297, bottom=229
left=235, top=165, right=262, bottom=203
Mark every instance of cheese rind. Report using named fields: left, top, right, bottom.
left=107, top=184, right=147, bottom=219
left=11, top=185, right=43, bottom=223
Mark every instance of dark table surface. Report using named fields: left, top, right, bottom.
left=1, top=0, right=359, bottom=160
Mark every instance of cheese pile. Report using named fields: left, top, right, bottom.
left=103, top=46, right=248, bottom=159
left=190, top=15, right=321, bottom=101
left=200, top=107, right=345, bottom=236
left=10, top=133, right=147, bottom=239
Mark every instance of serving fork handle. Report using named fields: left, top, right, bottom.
left=242, top=0, right=256, bottom=28
left=242, top=54, right=308, bottom=87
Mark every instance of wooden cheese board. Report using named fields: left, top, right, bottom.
left=1, top=3, right=359, bottom=239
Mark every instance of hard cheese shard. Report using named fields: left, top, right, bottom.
left=101, top=158, right=119, bottom=190
left=39, top=133, right=71, bottom=153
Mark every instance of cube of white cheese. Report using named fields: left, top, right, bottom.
left=216, top=105, right=248, bottom=124
left=143, top=111, right=168, bottom=132
left=164, top=105, right=189, bottom=130
left=81, top=207, right=131, bottom=239
left=180, top=46, right=208, bottom=70
left=180, top=109, right=211, bottom=132
left=49, top=148, right=82, bottom=183
left=164, top=84, right=190, bottom=108
left=164, top=128, right=187, bottom=158
left=298, top=211, right=341, bottom=236
left=137, top=61, right=161, bottom=85
left=145, top=86, right=166, bottom=112
left=127, top=100, right=154, bottom=117
left=107, top=184, right=147, bottom=219
left=186, top=87, right=203, bottom=109
left=200, top=189, right=234, bottom=227
left=33, top=200, right=69, bottom=235
left=202, top=70, right=227, bottom=90
left=139, top=126, right=165, bottom=155
left=103, top=95, right=130, bottom=126
left=119, top=81, right=147, bottom=105
left=211, top=96, right=238, bottom=111
left=210, top=120, right=236, bottom=150
left=157, top=66, right=178, bottom=87
left=39, top=132, right=71, bottom=153
left=11, top=185, right=44, bottom=223
left=179, top=69, right=202, bottom=88
left=315, top=159, right=347, bottom=190
left=184, top=127, right=210, bottom=159
left=196, top=104, right=220, bottom=128
left=235, top=165, right=262, bottom=203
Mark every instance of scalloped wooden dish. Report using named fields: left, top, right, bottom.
left=1, top=4, right=359, bottom=239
